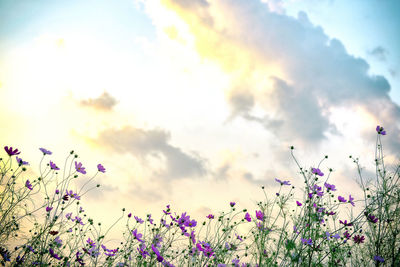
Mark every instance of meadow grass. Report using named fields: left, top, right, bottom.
left=0, top=125, right=399, bottom=266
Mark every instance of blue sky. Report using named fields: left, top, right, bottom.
left=0, top=0, right=399, bottom=240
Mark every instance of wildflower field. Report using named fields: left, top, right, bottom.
left=1, top=125, right=399, bottom=266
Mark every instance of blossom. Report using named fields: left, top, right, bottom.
left=135, top=216, right=144, bottom=224
left=97, top=164, right=106, bottom=173
left=54, top=236, right=63, bottom=246
left=339, top=219, right=353, bottom=226
left=338, top=196, right=346, bottom=202
left=207, top=214, right=214, bottom=219
left=373, top=255, right=384, bottom=263
left=301, top=238, right=313, bottom=246
left=25, top=180, right=33, bottom=190
left=343, top=231, right=351, bottom=239
left=348, top=194, right=355, bottom=206
left=255, top=210, right=264, bottom=221
left=367, top=214, right=378, bottom=223
left=65, top=213, right=72, bottom=219
left=296, top=201, right=302, bottom=206
left=311, top=168, right=324, bottom=176
left=353, top=235, right=365, bottom=244
left=87, top=238, right=96, bottom=247
left=275, top=178, right=291, bottom=186
left=190, top=231, right=196, bottom=245
left=75, top=162, right=86, bottom=174
left=132, top=229, right=144, bottom=242
left=244, top=212, right=251, bottom=222
left=184, top=219, right=197, bottom=228
left=16, top=156, right=29, bottom=165
left=324, top=182, right=336, bottom=191
left=46, top=206, right=53, bottom=212
left=236, top=233, right=243, bottom=241
left=50, top=161, right=60, bottom=170
left=137, top=244, right=149, bottom=258
left=151, top=244, right=164, bottom=262
left=128, top=213, right=132, bottom=218
left=49, top=248, right=61, bottom=260
left=4, top=146, right=20, bottom=156
left=230, top=202, right=236, bottom=207
left=39, top=148, right=52, bottom=155
left=376, top=125, right=386, bottom=135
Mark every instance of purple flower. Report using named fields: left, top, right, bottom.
left=207, top=214, right=214, bottom=219
left=151, top=244, right=164, bottom=262
left=244, top=212, right=251, bottom=222
left=367, top=214, right=378, bottom=223
left=135, top=216, right=144, bottom=224
left=339, top=219, right=353, bottom=226
left=296, top=201, right=302, bottom=206
left=75, top=162, right=86, bottom=174
left=275, top=178, right=291, bottom=186
left=348, top=194, right=355, bottom=206
left=324, top=182, right=336, bottom=191
left=97, top=164, right=106, bottom=173
left=55, top=189, right=59, bottom=194
left=137, top=244, right=150, bottom=258
left=293, top=225, right=299, bottom=234
left=338, top=196, right=346, bottom=203
left=230, top=202, right=236, bottom=207
left=87, top=238, right=96, bottom=247
left=128, top=213, right=132, bottom=218
left=311, top=168, right=324, bottom=176
left=54, top=236, right=63, bottom=246
left=190, top=231, right=196, bottom=244
left=236, top=233, right=243, bottom=241
left=184, top=219, right=197, bottom=228
left=255, top=210, right=264, bottom=221
left=4, top=146, right=20, bottom=156
left=343, top=231, right=351, bottom=239
left=39, top=148, right=52, bottom=155
left=49, top=248, right=61, bottom=260
left=373, top=255, right=384, bottom=263
left=301, top=238, right=313, bottom=246
left=25, top=180, right=33, bottom=190
left=46, top=206, right=53, bottom=212
left=16, top=156, right=29, bottom=165
left=65, top=213, right=72, bottom=219
left=376, top=125, right=386, bottom=135
left=353, top=235, right=365, bottom=244
left=50, top=161, right=59, bottom=170
left=132, top=229, right=144, bottom=242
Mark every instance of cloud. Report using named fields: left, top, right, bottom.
left=80, top=91, right=118, bottom=111
left=96, top=126, right=207, bottom=179
left=154, top=0, right=400, bottom=150
left=368, top=46, right=388, bottom=61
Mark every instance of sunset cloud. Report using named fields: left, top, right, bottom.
left=151, top=0, right=400, bottom=150
left=96, top=126, right=207, bottom=179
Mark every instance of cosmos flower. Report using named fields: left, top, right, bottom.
left=25, top=180, right=33, bottom=190
left=376, top=125, right=386, bottom=135
left=97, top=164, right=106, bottom=173
left=311, top=168, right=324, bottom=176
left=75, top=162, right=86, bottom=174
left=49, top=161, right=59, bottom=170
left=244, top=212, right=251, bottom=222
left=39, top=148, right=52, bottom=155
left=4, top=146, right=20, bottom=156
left=16, top=156, right=29, bottom=165
left=275, top=178, right=291, bottom=186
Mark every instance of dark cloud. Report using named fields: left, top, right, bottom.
left=368, top=46, right=388, bottom=61
left=164, top=0, right=400, bottom=150
left=80, top=91, right=118, bottom=111
left=96, top=126, right=207, bottom=179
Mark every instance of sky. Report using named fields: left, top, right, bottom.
left=1, top=0, right=399, bottom=242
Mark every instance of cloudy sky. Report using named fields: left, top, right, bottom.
left=1, top=0, right=399, bottom=239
